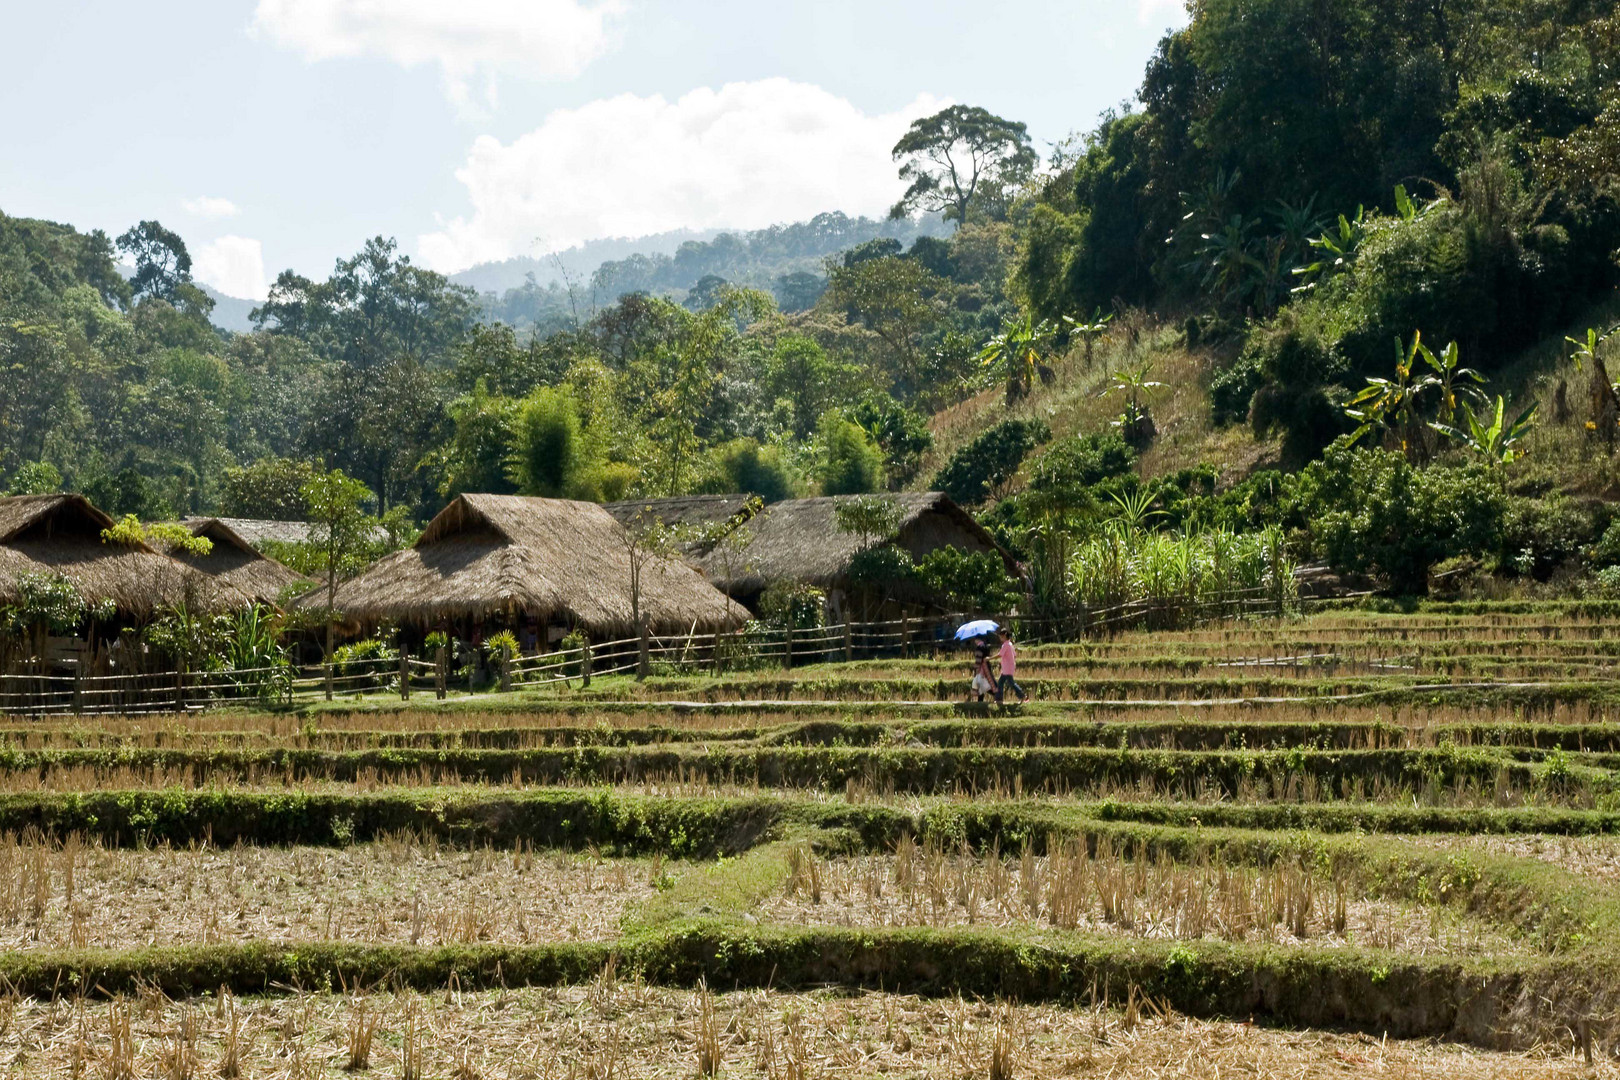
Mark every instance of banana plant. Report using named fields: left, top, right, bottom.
left=1417, top=338, right=1486, bottom=425
left=979, top=312, right=1056, bottom=403
left=1566, top=326, right=1615, bottom=374
left=1345, top=331, right=1440, bottom=460
left=1195, top=214, right=1264, bottom=308
left=1431, top=395, right=1538, bottom=470
left=1105, top=362, right=1166, bottom=448
left=1291, top=206, right=1365, bottom=292
left=1061, top=307, right=1113, bottom=367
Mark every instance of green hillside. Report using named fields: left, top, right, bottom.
left=3, top=0, right=1619, bottom=608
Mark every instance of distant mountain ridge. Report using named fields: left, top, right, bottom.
left=457, top=210, right=953, bottom=335
left=447, top=228, right=723, bottom=295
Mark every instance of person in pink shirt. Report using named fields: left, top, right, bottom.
left=995, top=625, right=1027, bottom=705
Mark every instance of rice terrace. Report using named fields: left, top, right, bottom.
left=0, top=603, right=1615, bottom=1077
left=9, top=0, right=1620, bottom=1074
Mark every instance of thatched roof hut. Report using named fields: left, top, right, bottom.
left=172, top=518, right=312, bottom=604
left=0, top=494, right=246, bottom=617
left=304, top=494, right=745, bottom=635
left=694, top=492, right=1018, bottom=604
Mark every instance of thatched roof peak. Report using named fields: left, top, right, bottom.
left=0, top=493, right=154, bottom=551
left=171, top=518, right=312, bottom=605
left=305, top=494, right=745, bottom=635
left=0, top=494, right=248, bottom=616
left=696, top=491, right=1016, bottom=597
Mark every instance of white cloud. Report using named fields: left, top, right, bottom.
left=1138, top=0, right=1189, bottom=26
left=417, top=79, right=947, bottom=273
left=192, top=236, right=269, bottom=301
left=181, top=196, right=240, bottom=219
left=251, top=0, right=623, bottom=112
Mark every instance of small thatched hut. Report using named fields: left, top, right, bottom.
left=306, top=494, right=745, bottom=645
left=0, top=494, right=245, bottom=619
left=174, top=518, right=313, bottom=604
left=693, top=492, right=1018, bottom=614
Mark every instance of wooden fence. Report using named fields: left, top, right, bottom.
left=0, top=587, right=1314, bottom=716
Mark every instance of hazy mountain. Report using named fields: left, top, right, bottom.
left=448, top=228, right=722, bottom=295
left=458, top=211, right=954, bottom=335
left=200, top=285, right=258, bottom=334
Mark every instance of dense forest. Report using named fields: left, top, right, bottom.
left=3, top=0, right=1619, bottom=600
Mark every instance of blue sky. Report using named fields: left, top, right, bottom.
left=1, top=1, right=1188, bottom=299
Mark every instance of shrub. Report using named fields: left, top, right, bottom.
left=1030, top=432, right=1135, bottom=490
left=1208, top=351, right=1266, bottom=427
left=703, top=439, right=795, bottom=502
left=931, top=419, right=1051, bottom=506
left=1500, top=495, right=1600, bottom=580
left=1292, top=445, right=1506, bottom=594
left=818, top=417, right=885, bottom=495
left=913, top=546, right=1021, bottom=613
left=758, top=582, right=826, bottom=631
left=4, top=461, right=62, bottom=496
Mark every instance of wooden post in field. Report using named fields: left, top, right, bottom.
left=324, top=659, right=333, bottom=701
left=581, top=634, right=593, bottom=688
left=435, top=646, right=447, bottom=699
left=711, top=629, right=722, bottom=676
left=499, top=645, right=512, bottom=693
left=783, top=623, right=794, bottom=670
left=176, top=665, right=186, bottom=712
left=399, top=652, right=410, bottom=701
left=901, top=612, right=911, bottom=658
left=843, top=620, right=853, bottom=664
left=72, top=662, right=83, bottom=716
left=637, top=620, right=651, bottom=681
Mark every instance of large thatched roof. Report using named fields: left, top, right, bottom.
left=695, top=492, right=1018, bottom=596
left=303, top=494, right=746, bottom=634
left=171, top=519, right=312, bottom=604
left=0, top=495, right=247, bottom=616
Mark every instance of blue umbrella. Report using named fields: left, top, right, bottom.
left=953, top=619, right=1001, bottom=642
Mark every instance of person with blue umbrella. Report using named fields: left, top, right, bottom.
left=955, top=619, right=1002, bottom=703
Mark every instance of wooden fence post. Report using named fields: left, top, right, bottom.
left=72, top=662, right=83, bottom=716
left=901, top=612, right=911, bottom=659
left=176, top=665, right=186, bottom=712
left=435, top=646, right=447, bottom=699
left=324, top=660, right=333, bottom=701
left=712, top=630, right=723, bottom=676
left=637, top=621, right=651, bottom=681
left=581, top=634, right=593, bottom=689
left=843, top=621, right=853, bottom=664
left=783, top=623, right=794, bottom=670
left=499, top=646, right=512, bottom=693
left=399, top=652, right=410, bottom=701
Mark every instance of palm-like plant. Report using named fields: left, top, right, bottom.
left=1195, top=214, right=1264, bottom=308
left=1418, top=338, right=1486, bottom=425
left=1291, top=206, right=1366, bottom=292
left=1345, top=332, right=1440, bottom=460
left=1105, top=362, right=1165, bottom=447
left=1061, top=308, right=1113, bottom=367
left=1106, top=488, right=1163, bottom=535
left=1431, top=395, right=1538, bottom=470
left=979, top=312, right=1056, bottom=403
left=1566, top=326, right=1614, bottom=374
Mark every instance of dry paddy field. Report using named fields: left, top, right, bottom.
left=2, top=605, right=1620, bottom=1075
